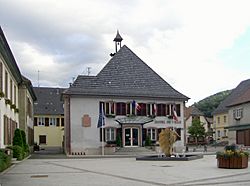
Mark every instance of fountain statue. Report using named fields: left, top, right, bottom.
left=158, top=128, right=178, bottom=157
left=136, top=127, right=204, bottom=161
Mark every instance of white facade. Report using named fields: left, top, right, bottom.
left=68, top=96, right=186, bottom=155
left=0, top=57, right=20, bottom=148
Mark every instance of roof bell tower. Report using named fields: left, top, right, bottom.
left=110, top=30, right=123, bottom=57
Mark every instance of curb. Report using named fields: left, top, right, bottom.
left=0, top=154, right=31, bottom=175
left=0, top=163, right=16, bottom=175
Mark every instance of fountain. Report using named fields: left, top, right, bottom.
left=136, top=128, right=203, bottom=161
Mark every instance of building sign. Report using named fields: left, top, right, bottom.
left=82, top=114, right=91, bottom=127
left=154, top=119, right=181, bottom=125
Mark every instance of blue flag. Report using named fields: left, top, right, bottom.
left=97, top=102, right=105, bottom=128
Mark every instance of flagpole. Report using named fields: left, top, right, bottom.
left=102, top=125, right=104, bottom=156
left=102, top=102, right=105, bottom=156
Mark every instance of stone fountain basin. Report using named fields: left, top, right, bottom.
left=136, top=154, right=203, bottom=161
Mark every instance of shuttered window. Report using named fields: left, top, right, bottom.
left=5, top=71, right=8, bottom=98
left=0, top=62, right=2, bottom=92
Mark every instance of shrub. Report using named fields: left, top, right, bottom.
left=0, top=149, right=11, bottom=172
left=13, top=129, right=24, bottom=148
left=145, top=136, right=152, bottom=146
left=12, top=129, right=30, bottom=160
left=24, top=144, right=30, bottom=153
left=116, top=135, right=122, bottom=147
left=12, top=145, right=23, bottom=160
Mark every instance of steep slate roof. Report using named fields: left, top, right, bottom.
left=34, top=87, right=65, bottom=115
left=65, top=45, right=189, bottom=101
left=0, top=26, right=22, bottom=84
left=21, top=76, right=37, bottom=101
left=212, top=79, right=250, bottom=115
left=227, top=79, right=250, bottom=107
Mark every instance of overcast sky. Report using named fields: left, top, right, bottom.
left=0, top=0, right=250, bottom=105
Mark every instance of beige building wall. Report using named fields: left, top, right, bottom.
left=18, top=84, right=34, bottom=145
left=213, top=113, right=228, bottom=141
left=34, top=115, right=64, bottom=147
left=34, top=126, right=64, bottom=147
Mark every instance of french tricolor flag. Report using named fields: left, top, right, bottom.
left=132, top=100, right=141, bottom=111
left=172, top=104, right=178, bottom=122
left=153, top=103, right=157, bottom=115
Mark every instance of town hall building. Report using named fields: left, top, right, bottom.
left=63, top=32, right=189, bottom=155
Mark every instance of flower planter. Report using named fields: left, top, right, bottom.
left=217, top=156, right=248, bottom=169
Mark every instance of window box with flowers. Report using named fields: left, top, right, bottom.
left=14, top=108, right=19, bottom=113
left=11, top=104, right=16, bottom=110
left=106, top=114, right=115, bottom=118
left=0, top=91, right=5, bottom=99
left=5, top=98, right=12, bottom=105
left=216, top=144, right=249, bottom=169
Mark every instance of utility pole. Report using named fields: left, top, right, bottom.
left=38, top=70, right=40, bottom=87
left=87, top=67, right=91, bottom=76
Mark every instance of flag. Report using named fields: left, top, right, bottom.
left=172, top=104, right=178, bottom=122
left=97, top=102, right=105, bottom=128
left=153, top=103, right=157, bottom=115
left=132, top=100, right=141, bottom=111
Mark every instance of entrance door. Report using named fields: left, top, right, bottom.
left=124, top=128, right=139, bottom=147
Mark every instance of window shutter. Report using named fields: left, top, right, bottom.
left=0, top=62, right=2, bottom=92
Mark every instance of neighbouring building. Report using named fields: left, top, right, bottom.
left=212, top=97, right=232, bottom=143
left=225, top=79, right=250, bottom=146
left=184, top=106, right=211, bottom=145
left=0, top=27, right=36, bottom=149
left=33, top=87, right=65, bottom=149
left=63, top=33, right=189, bottom=155
left=18, top=76, right=37, bottom=146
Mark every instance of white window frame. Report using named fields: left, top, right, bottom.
left=233, top=108, right=243, bottom=120
left=147, top=128, right=157, bottom=141
left=49, top=118, right=57, bottom=126
left=38, top=117, right=45, bottom=126
left=105, top=102, right=115, bottom=115
left=105, top=128, right=116, bottom=141
left=223, top=129, right=227, bottom=137
left=223, top=115, right=226, bottom=123
left=217, top=130, right=220, bottom=138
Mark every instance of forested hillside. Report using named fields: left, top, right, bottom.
left=193, top=90, right=232, bottom=117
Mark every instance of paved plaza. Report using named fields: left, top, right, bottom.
left=1, top=154, right=250, bottom=186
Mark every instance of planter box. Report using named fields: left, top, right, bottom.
left=217, top=156, right=248, bottom=169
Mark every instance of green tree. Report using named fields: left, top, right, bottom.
left=188, top=119, right=205, bottom=145
left=12, top=128, right=29, bottom=159
left=13, top=129, right=24, bottom=148
left=116, top=135, right=122, bottom=147
left=145, top=136, right=152, bottom=146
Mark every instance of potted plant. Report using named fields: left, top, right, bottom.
left=0, top=91, right=5, bottom=99
left=11, top=104, right=16, bottom=110
left=5, top=98, right=12, bottom=105
left=216, top=144, right=249, bottom=169
left=14, top=108, right=19, bottom=113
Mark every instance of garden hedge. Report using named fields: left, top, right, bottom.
left=0, top=149, right=11, bottom=172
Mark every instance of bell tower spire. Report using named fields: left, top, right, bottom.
left=110, top=30, right=123, bottom=57
left=114, top=30, right=123, bottom=52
